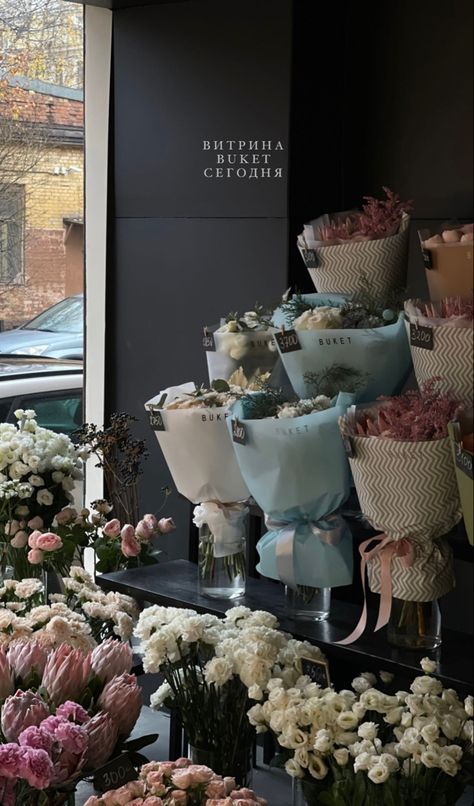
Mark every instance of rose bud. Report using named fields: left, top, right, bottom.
left=102, top=518, right=121, bottom=538
left=157, top=517, right=176, bottom=534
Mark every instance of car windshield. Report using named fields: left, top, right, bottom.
left=23, top=297, right=83, bottom=334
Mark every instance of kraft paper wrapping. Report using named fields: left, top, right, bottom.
left=298, top=213, right=410, bottom=301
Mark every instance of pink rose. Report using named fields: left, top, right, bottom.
left=206, top=780, right=227, bottom=798
left=103, top=519, right=121, bottom=538
left=27, top=516, right=44, bottom=530
left=121, top=525, right=141, bottom=558
left=27, top=549, right=44, bottom=565
left=157, top=517, right=176, bottom=534
left=172, top=765, right=213, bottom=789
left=143, top=513, right=158, bottom=531
left=4, top=520, right=20, bottom=536
left=143, top=799, right=164, bottom=806
left=28, top=530, right=42, bottom=549
left=169, top=792, right=187, bottom=805
left=35, top=533, right=63, bottom=552
left=10, top=531, right=28, bottom=549
left=135, top=519, right=151, bottom=540
left=55, top=508, right=77, bottom=526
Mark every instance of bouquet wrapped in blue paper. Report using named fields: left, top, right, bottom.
left=228, top=391, right=354, bottom=609
left=272, top=292, right=412, bottom=403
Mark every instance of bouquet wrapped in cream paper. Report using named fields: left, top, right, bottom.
left=272, top=292, right=412, bottom=403
left=338, top=381, right=463, bottom=647
left=405, top=296, right=473, bottom=404
left=145, top=382, right=250, bottom=598
left=297, top=188, right=411, bottom=300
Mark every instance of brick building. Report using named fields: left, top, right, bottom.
left=0, top=79, right=84, bottom=329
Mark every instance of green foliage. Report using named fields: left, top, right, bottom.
left=303, top=365, right=369, bottom=399
left=240, top=388, right=288, bottom=420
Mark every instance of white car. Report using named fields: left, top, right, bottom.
left=0, top=357, right=83, bottom=437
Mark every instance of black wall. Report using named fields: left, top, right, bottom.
left=105, top=0, right=473, bottom=627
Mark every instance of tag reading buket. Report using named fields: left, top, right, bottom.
left=202, top=331, right=216, bottom=351
left=455, top=445, right=473, bottom=480
left=302, top=248, right=319, bottom=268
left=275, top=329, right=301, bottom=353
left=422, top=248, right=433, bottom=270
left=93, top=754, right=137, bottom=793
left=232, top=418, right=247, bottom=445
left=301, top=657, right=331, bottom=688
left=410, top=323, right=434, bottom=351
left=149, top=410, right=165, bottom=431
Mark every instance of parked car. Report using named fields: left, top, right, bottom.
left=0, top=357, right=83, bottom=438
left=0, top=294, right=83, bottom=359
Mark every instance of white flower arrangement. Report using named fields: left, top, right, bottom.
left=248, top=661, right=473, bottom=804
left=276, top=396, right=331, bottom=419
left=0, top=601, right=95, bottom=652
left=0, top=578, right=44, bottom=612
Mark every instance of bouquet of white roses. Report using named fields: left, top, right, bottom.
left=136, top=604, right=326, bottom=784
left=248, top=661, right=473, bottom=806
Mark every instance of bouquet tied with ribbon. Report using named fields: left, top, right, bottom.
left=338, top=382, right=463, bottom=646
left=228, top=391, right=354, bottom=606
left=272, top=291, right=412, bottom=403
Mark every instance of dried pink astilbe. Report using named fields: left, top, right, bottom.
left=418, top=296, right=473, bottom=321
left=354, top=379, right=463, bottom=442
left=319, top=188, right=412, bottom=243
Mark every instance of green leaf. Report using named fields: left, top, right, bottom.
left=122, top=733, right=159, bottom=753
left=211, top=379, right=230, bottom=393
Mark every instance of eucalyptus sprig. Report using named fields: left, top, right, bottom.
left=240, top=388, right=289, bottom=420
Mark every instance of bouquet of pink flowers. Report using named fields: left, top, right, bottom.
left=84, top=758, right=267, bottom=806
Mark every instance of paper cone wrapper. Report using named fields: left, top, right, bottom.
left=298, top=214, right=410, bottom=300
left=205, top=328, right=279, bottom=384
left=419, top=233, right=474, bottom=301
left=145, top=384, right=249, bottom=504
left=339, top=417, right=461, bottom=541
left=405, top=317, right=473, bottom=404
left=449, top=414, right=473, bottom=546
left=368, top=538, right=454, bottom=601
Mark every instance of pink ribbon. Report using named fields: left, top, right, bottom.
left=336, top=534, right=415, bottom=645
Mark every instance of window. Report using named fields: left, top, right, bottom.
left=0, top=185, right=25, bottom=284
left=14, top=391, right=82, bottom=437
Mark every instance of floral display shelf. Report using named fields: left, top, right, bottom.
left=97, top=560, right=473, bottom=759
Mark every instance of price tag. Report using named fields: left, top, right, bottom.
left=455, top=445, right=473, bottom=480
left=302, top=249, right=319, bottom=269
left=301, top=657, right=331, bottom=687
left=202, top=330, right=216, bottom=351
left=93, top=754, right=137, bottom=793
left=342, top=435, right=355, bottom=458
left=149, top=410, right=165, bottom=431
left=232, top=418, right=247, bottom=445
left=275, top=329, right=301, bottom=353
left=410, top=323, right=434, bottom=351
left=422, top=248, right=433, bottom=270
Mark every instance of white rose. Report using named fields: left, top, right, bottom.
left=421, top=748, right=440, bottom=769
left=29, top=474, right=45, bottom=487
left=61, top=476, right=75, bottom=491
left=367, top=763, right=390, bottom=784
left=150, top=683, right=173, bottom=708
left=280, top=725, right=308, bottom=749
left=248, top=684, right=263, bottom=700
left=351, top=702, right=367, bottom=721
left=421, top=723, right=439, bottom=744
left=379, top=753, right=399, bottom=773
left=440, top=715, right=461, bottom=741
left=358, top=722, right=378, bottom=741
left=420, top=657, right=438, bottom=674
left=353, top=752, right=373, bottom=772
left=462, top=720, right=474, bottom=744
left=439, top=754, right=458, bottom=777
left=308, top=755, right=328, bottom=781
left=294, top=306, right=343, bottom=331
left=352, top=676, right=372, bottom=694
left=410, top=676, right=443, bottom=697
left=464, top=695, right=474, bottom=718
left=443, top=745, right=463, bottom=762
left=360, top=689, right=384, bottom=711
left=284, top=758, right=304, bottom=778
left=384, top=707, right=404, bottom=725
left=314, top=729, right=333, bottom=753
left=295, top=748, right=309, bottom=768
left=36, top=488, right=54, bottom=506
left=337, top=711, right=359, bottom=730
left=379, top=671, right=395, bottom=684
left=333, top=748, right=349, bottom=766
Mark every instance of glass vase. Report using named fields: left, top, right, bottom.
left=293, top=778, right=320, bottom=806
left=387, top=597, right=442, bottom=650
left=189, top=743, right=253, bottom=788
left=198, top=525, right=246, bottom=600
left=285, top=585, right=331, bottom=621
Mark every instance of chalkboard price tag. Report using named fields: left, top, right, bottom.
left=301, top=657, right=331, bottom=687
left=410, top=323, right=434, bottom=351
left=93, top=753, right=137, bottom=793
left=422, top=248, right=433, bottom=270
left=232, top=418, right=247, bottom=445
left=455, top=445, right=473, bottom=479
left=202, top=330, right=216, bottom=351
left=342, top=435, right=355, bottom=458
left=149, top=409, right=166, bottom=431
left=302, top=249, right=319, bottom=269
left=275, top=329, right=301, bottom=353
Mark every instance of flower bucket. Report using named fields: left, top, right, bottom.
left=419, top=229, right=474, bottom=301
left=298, top=213, right=410, bottom=300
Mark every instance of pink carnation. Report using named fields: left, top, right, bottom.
left=19, top=746, right=54, bottom=789
left=18, top=725, right=54, bottom=754
left=55, top=701, right=90, bottom=724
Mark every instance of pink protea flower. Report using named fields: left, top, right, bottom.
left=84, top=711, right=119, bottom=769
left=0, top=648, right=13, bottom=700
left=97, top=673, right=142, bottom=738
left=1, top=690, right=50, bottom=742
left=7, top=640, right=49, bottom=684
left=91, top=638, right=133, bottom=684
left=41, top=644, right=92, bottom=705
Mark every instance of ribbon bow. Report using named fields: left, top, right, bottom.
left=264, top=512, right=346, bottom=589
left=337, top=534, right=415, bottom=645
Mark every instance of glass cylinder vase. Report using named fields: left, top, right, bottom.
left=285, top=585, right=331, bottom=621
left=293, top=778, right=320, bottom=806
left=189, top=743, right=253, bottom=788
left=387, top=597, right=442, bottom=650
left=198, top=526, right=246, bottom=599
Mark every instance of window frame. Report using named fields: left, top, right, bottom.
left=0, top=184, right=25, bottom=285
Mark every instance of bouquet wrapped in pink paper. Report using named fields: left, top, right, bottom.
left=297, top=188, right=411, bottom=300
left=338, top=381, right=463, bottom=649
left=84, top=758, right=267, bottom=805
left=405, top=296, right=473, bottom=404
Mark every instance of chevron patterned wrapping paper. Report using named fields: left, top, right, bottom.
left=405, top=319, right=474, bottom=404
left=368, top=537, right=455, bottom=601
left=340, top=426, right=462, bottom=542
left=299, top=214, right=410, bottom=301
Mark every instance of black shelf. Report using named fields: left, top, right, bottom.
left=97, top=560, right=473, bottom=697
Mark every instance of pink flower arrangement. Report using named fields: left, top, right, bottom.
left=319, top=187, right=412, bottom=243
left=83, top=759, right=267, bottom=806
left=351, top=380, right=463, bottom=441
left=99, top=513, right=176, bottom=562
